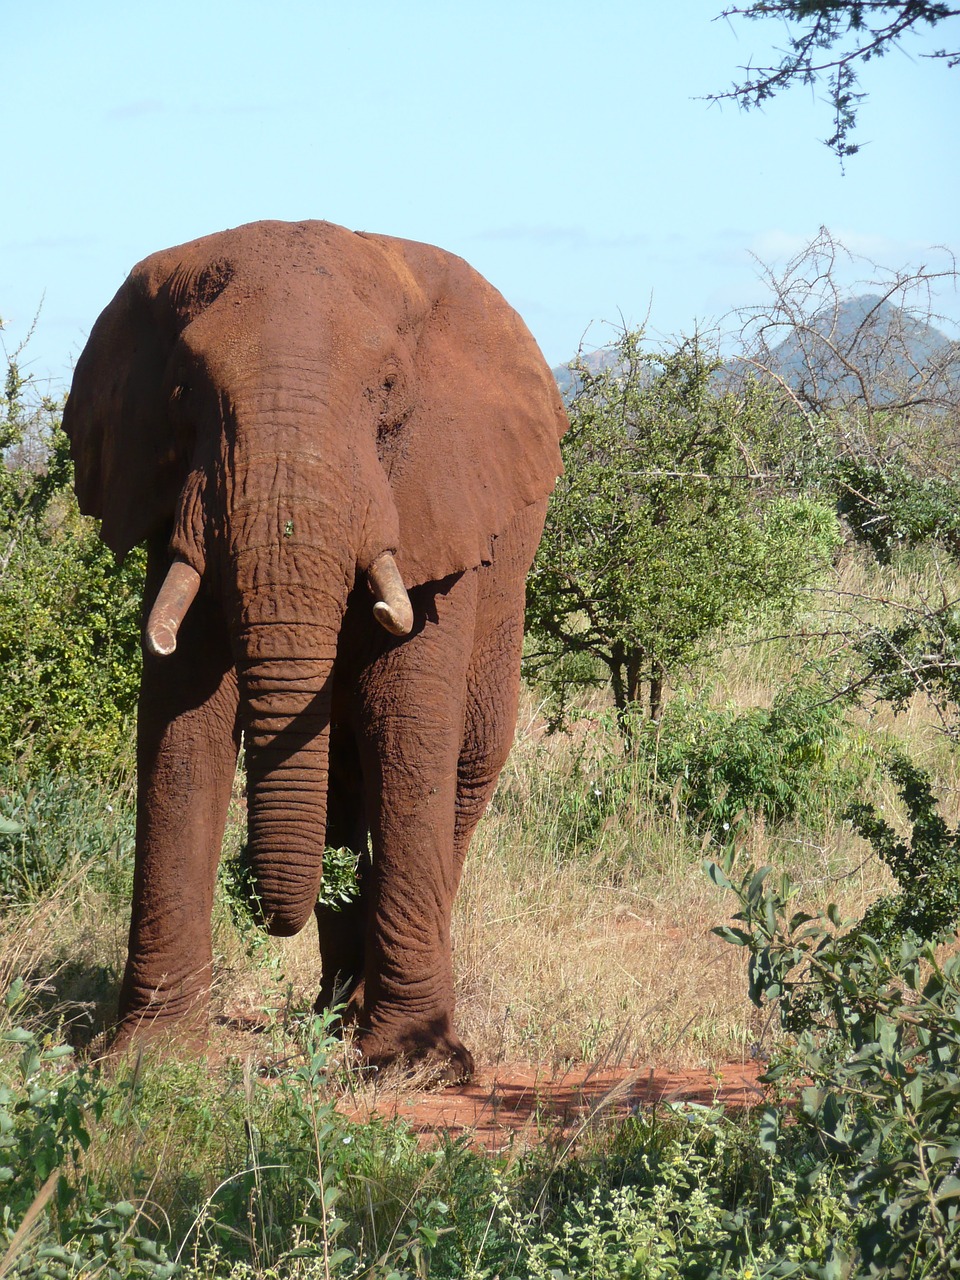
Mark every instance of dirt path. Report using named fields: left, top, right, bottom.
left=340, top=1059, right=768, bottom=1150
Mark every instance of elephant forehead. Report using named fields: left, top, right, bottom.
left=133, top=224, right=435, bottom=403
left=141, top=221, right=424, bottom=325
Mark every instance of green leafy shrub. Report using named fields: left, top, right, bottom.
left=0, top=355, right=144, bottom=774
left=710, top=853, right=960, bottom=1277
left=634, top=678, right=875, bottom=843
left=505, top=677, right=874, bottom=864
left=835, top=456, right=960, bottom=565
left=846, top=748, right=960, bottom=951
left=0, top=484, right=144, bottom=774
left=855, top=605, right=960, bottom=736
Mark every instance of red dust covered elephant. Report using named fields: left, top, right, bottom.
left=63, top=220, right=567, bottom=1080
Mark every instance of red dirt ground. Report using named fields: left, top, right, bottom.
left=340, top=1059, right=768, bottom=1150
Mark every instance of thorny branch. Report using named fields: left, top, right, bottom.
left=712, top=2, right=959, bottom=157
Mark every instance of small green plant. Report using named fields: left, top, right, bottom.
left=316, top=846, right=362, bottom=910
left=0, top=766, right=135, bottom=907
left=488, top=1102, right=854, bottom=1279
left=0, top=987, right=178, bottom=1279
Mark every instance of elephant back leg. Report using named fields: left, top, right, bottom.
left=454, top=499, right=548, bottom=870
left=353, top=571, right=476, bottom=1080
left=114, top=539, right=240, bottom=1054
left=314, top=718, right=368, bottom=1018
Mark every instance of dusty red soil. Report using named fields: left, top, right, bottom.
left=340, top=1059, right=768, bottom=1150
left=213, top=1010, right=768, bottom=1150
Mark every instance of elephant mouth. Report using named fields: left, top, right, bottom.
left=144, top=549, right=413, bottom=657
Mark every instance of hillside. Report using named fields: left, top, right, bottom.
left=553, top=294, right=959, bottom=406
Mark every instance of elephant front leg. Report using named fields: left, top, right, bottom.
left=113, top=554, right=239, bottom=1054
left=354, top=574, right=476, bottom=1082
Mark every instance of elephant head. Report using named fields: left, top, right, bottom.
left=63, top=219, right=566, bottom=939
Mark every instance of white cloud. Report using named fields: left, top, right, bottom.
left=104, top=99, right=166, bottom=121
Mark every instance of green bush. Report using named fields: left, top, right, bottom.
left=711, top=851, right=960, bottom=1277
left=0, top=485, right=144, bottom=774
left=501, top=677, right=874, bottom=864
left=0, top=355, right=144, bottom=774
left=846, top=748, right=960, bottom=952
left=635, top=678, right=876, bottom=843
left=835, top=456, right=960, bottom=566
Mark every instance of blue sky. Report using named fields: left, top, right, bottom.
left=3, top=1, right=957, bottom=391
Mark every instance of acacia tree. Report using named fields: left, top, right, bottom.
left=525, top=330, right=840, bottom=732
left=713, top=1, right=959, bottom=157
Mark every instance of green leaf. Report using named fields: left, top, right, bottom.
left=758, top=1105, right=780, bottom=1155
left=705, top=860, right=733, bottom=891
left=713, top=925, right=752, bottom=947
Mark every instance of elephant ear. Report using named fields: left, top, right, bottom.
left=375, top=243, right=568, bottom=587
left=63, top=271, right=184, bottom=560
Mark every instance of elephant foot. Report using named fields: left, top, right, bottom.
left=314, top=974, right=365, bottom=1034
left=356, top=1025, right=476, bottom=1085
left=99, top=1011, right=209, bottom=1064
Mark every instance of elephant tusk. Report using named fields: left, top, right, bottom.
left=367, top=552, right=413, bottom=636
left=145, top=559, right=202, bottom=657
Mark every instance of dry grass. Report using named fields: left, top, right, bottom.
left=448, top=686, right=899, bottom=1072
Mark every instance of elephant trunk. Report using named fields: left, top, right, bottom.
left=239, top=647, right=336, bottom=936
left=224, top=521, right=348, bottom=939
left=160, top=419, right=409, bottom=938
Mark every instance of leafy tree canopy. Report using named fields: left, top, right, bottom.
left=714, top=1, right=959, bottom=157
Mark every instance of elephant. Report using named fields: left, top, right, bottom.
left=63, top=219, right=567, bottom=1080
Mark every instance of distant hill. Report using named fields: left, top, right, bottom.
left=552, top=345, right=624, bottom=400
left=553, top=296, right=958, bottom=408
left=732, top=294, right=958, bottom=409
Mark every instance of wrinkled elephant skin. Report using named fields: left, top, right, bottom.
left=63, top=220, right=567, bottom=1079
